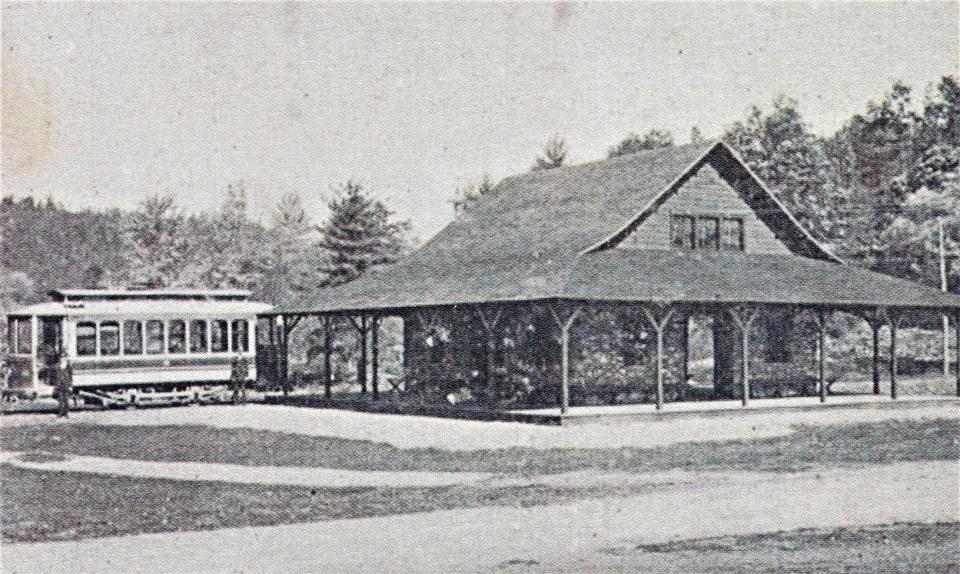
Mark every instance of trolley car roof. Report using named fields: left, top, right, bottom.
left=10, top=299, right=273, bottom=318
left=49, top=289, right=253, bottom=301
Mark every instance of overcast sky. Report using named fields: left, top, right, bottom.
left=3, top=1, right=957, bottom=240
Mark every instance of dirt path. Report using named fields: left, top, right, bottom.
left=3, top=401, right=956, bottom=451
left=0, top=451, right=497, bottom=489
left=3, top=460, right=956, bottom=574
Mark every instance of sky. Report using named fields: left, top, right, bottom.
left=3, top=1, right=958, bottom=241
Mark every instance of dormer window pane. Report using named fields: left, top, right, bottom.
left=670, top=216, right=695, bottom=249
left=722, top=218, right=745, bottom=251
left=697, top=217, right=720, bottom=249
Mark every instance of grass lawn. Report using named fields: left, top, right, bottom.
left=1, top=418, right=957, bottom=475
left=541, top=522, right=959, bottom=574
left=1, top=417, right=957, bottom=543
left=1, top=464, right=661, bottom=543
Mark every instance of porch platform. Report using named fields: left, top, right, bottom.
left=511, top=394, right=959, bottom=426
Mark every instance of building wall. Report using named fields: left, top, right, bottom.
left=617, top=161, right=792, bottom=255
left=402, top=304, right=821, bottom=408
left=713, top=310, right=819, bottom=398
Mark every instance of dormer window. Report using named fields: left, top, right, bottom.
left=671, top=214, right=744, bottom=251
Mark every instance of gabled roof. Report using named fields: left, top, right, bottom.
left=280, top=141, right=960, bottom=315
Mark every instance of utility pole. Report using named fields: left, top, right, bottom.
left=940, top=220, right=950, bottom=378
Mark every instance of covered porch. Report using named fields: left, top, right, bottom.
left=262, top=251, right=960, bottom=417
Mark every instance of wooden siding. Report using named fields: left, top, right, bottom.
left=617, top=162, right=792, bottom=255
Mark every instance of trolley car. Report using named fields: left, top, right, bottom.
left=4, top=289, right=272, bottom=406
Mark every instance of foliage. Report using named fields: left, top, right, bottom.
left=532, top=134, right=568, bottom=170
left=317, top=180, right=410, bottom=288
left=452, top=173, right=494, bottom=216
left=607, top=129, right=674, bottom=158
left=724, top=96, right=848, bottom=243
left=126, top=194, right=196, bottom=288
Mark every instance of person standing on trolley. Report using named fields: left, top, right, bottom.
left=230, top=351, right=249, bottom=404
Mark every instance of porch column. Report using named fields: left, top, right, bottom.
left=350, top=316, right=369, bottom=394
left=549, top=303, right=583, bottom=415
left=281, top=315, right=303, bottom=395
left=811, top=309, right=830, bottom=403
left=323, top=316, right=333, bottom=399
left=886, top=310, right=903, bottom=400
left=640, top=303, right=676, bottom=411
left=476, top=306, right=504, bottom=409
left=371, top=315, right=380, bottom=400
left=955, top=310, right=960, bottom=397
left=729, top=306, right=760, bottom=407
left=268, top=316, right=278, bottom=384
left=858, top=308, right=885, bottom=396
left=872, top=319, right=882, bottom=396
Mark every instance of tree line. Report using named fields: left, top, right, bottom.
left=468, top=76, right=960, bottom=293
left=0, top=180, right=408, bottom=316
left=3, top=75, right=958, bottom=323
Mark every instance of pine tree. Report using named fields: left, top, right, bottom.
left=198, top=180, right=266, bottom=289
left=452, top=173, right=494, bottom=216
left=607, top=129, right=674, bottom=158
left=258, top=192, right=325, bottom=305
left=318, top=181, right=409, bottom=287
left=689, top=126, right=707, bottom=145
left=532, top=135, right=568, bottom=171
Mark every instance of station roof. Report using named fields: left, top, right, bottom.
left=277, top=141, right=960, bottom=316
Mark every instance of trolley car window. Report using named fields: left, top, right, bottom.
left=76, top=322, right=97, bottom=356
left=211, top=320, right=228, bottom=352
left=7, top=318, right=15, bottom=353
left=123, top=321, right=143, bottom=354
left=100, top=321, right=120, bottom=356
left=146, top=320, right=165, bottom=354
left=190, top=320, right=208, bottom=353
left=168, top=320, right=186, bottom=354
left=231, top=320, right=248, bottom=353
left=16, top=318, right=32, bottom=355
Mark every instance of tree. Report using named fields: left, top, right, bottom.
left=126, top=194, right=195, bottom=288
left=0, top=267, right=35, bottom=355
left=318, top=181, right=410, bottom=287
left=827, top=82, right=920, bottom=264
left=258, top=192, right=326, bottom=305
left=532, top=135, right=568, bottom=171
left=724, top=96, right=847, bottom=243
left=196, top=180, right=268, bottom=289
left=607, top=129, right=674, bottom=158
left=876, top=77, right=960, bottom=287
left=452, top=173, right=494, bottom=216
left=689, top=126, right=707, bottom=145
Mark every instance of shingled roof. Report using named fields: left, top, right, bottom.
left=279, top=141, right=960, bottom=315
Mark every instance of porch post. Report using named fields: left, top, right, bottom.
left=872, top=320, right=882, bottom=396
left=371, top=315, right=380, bottom=400
left=357, top=316, right=368, bottom=394
left=323, top=316, right=333, bottom=399
left=729, top=306, right=760, bottom=407
left=640, top=303, right=676, bottom=411
left=887, top=310, right=901, bottom=400
left=815, top=309, right=829, bottom=403
left=955, top=310, right=959, bottom=397
left=476, top=306, right=503, bottom=409
left=268, top=316, right=278, bottom=385
left=280, top=315, right=303, bottom=395
left=550, top=303, right=583, bottom=415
